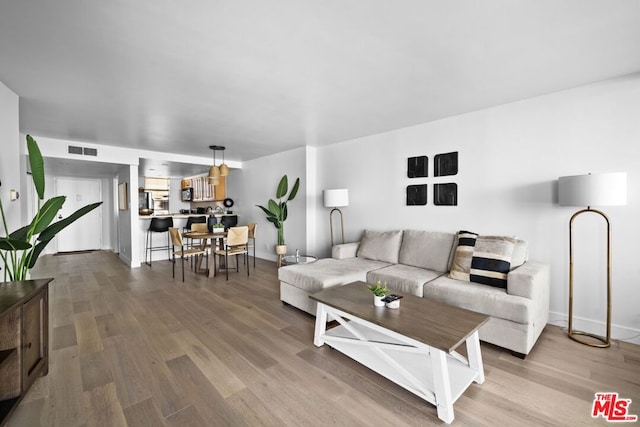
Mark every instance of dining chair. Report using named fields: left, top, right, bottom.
left=188, top=222, right=211, bottom=268
left=168, top=227, right=207, bottom=282
left=214, top=226, right=249, bottom=280
left=247, top=222, right=257, bottom=267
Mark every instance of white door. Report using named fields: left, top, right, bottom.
left=54, top=178, right=102, bottom=252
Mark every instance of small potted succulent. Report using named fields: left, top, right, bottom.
left=212, top=223, right=225, bottom=233
left=367, top=280, right=389, bottom=307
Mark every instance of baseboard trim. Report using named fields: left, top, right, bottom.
left=548, top=311, right=640, bottom=345
left=119, top=253, right=134, bottom=268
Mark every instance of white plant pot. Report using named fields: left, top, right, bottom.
left=373, top=295, right=385, bottom=307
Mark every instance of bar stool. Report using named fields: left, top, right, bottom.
left=182, top=216, right=207, bottom=233
left=145, top=217, right=173, bottom=267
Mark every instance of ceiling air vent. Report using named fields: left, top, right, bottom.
left=83, top=147, right=98, bottom=156
left=68, top=145, right=83, bottom=155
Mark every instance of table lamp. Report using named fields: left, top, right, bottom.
left=558, top=172, right=627, bottom=347
left=323, top=189, right=349, bottom=246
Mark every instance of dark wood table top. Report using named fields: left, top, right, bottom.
left=310, top=281, right=489, bottom=354
left=182, top=231, right=227, bottom=238
left=0, top=278, right=53, bottom=318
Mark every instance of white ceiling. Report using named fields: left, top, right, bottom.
left=1, top=1, right=639, bottom=163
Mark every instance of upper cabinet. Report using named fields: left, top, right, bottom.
left=182, top=174, right=226, bottom=202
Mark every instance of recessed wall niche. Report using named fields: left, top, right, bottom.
left=406, top=184, right=427, bottom=205
left=434, top=151, right=458, bottom=177
left=407, top=156, right=428, bottom=178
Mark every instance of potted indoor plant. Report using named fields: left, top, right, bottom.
left=256, top=174, right=300, bottom=256
left=368, top=280, right=389, bottom=307
left=0, top=135, right=102, bottom=281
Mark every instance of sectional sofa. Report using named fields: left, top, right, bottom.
left=278, top=229, right=550, bottom=357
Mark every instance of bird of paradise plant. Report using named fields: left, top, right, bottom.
left=0, top=135, right=102, bottom=281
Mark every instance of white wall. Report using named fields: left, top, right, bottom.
left=117, top=165, right=139, bottom=267
left=311, top=73, right=640, bottom=342
left=0, top=81, right=20, bottom=234
left=101, top=177, right=114, bottom=250
left=229, top=147, right=308, bottom=261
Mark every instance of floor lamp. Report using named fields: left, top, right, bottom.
left=323, top=189, right=349, bottom=246
left=558, top=172, right=627, bottom=348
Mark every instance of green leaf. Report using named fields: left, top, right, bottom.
left=27, top=237, right=52, bottom=268
left=30, top=196, right=66, bottom=235
left=38, top=202, right=102, bottom=242
left=0, top=237, right=32, bottom=250
left=287, top=177, right=300, bottom=202
left=27, top=135, right=45, bottom=200
left=266, top=217, right=281, bottom=228
left=9, top=225, right=30, bottom=242
left=281, top=203, right=288, bottom=222
left=267, top=199, right=281, bottom=218
left=276, top=175, right=288, bottom=199
left=256, top=205, right=277, bottom=219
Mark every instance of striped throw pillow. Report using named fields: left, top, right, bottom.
left=448, top=231, right=478, bottom=281
left=470, top=236, right=518, bottom=289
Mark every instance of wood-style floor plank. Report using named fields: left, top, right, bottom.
left=5, top=250, right=639, bottom=426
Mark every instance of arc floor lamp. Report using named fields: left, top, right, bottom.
left=558, top=172, right=627, bottom=347
left=323, top=189, right=349, bottom=246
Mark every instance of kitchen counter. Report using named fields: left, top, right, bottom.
left=138, top=213, right=239, bottom=263
left=139, top=212, right=237, bottom=219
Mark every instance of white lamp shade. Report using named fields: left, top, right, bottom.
left=558, top=172, right=627, bottom=207
left=323, top=189, right=349, bottom=208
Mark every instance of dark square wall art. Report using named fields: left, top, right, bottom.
left=434, top=183, right=458, bottom=206
left=406, top=184, right=427, bottom=205
left=434, top=151, right=458, bottom=177
left=407, top=156, right=428, bottom=178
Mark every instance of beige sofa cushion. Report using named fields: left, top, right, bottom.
left=367, top=264, right=443, bottom=297
left=424, top=275, right=532, bottom=324
left=278, top=257, right=390, bottom=294
left=357, top=230, right=403, bottom=263
left=398, top=230, right=455, bottom=273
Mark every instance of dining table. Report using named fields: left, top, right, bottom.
left=182, top=230, right=227, bottom=278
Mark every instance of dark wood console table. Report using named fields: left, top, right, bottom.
left=0, top=278, right=51, bottom=426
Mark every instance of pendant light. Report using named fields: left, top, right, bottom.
left=219, top=147, right=229, bottom=177
left=208, top=145, right=222, bottom=185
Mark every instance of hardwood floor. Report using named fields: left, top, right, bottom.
left=6, top=251, right=640, bottom=426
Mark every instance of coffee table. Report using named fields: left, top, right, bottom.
left=310, top=281, right=489, bottom=424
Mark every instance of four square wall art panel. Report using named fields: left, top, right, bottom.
left=406, top=151, right=458, bottom=206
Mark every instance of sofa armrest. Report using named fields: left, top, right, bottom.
left=507, top=261, right=550, bottom=299
left=332, top=242, right=360, bottom=259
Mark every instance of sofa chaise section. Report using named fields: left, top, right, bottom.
left=279, top=257, right=391, bottom=315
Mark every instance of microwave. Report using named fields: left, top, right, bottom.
left=181, top=187, right=193, bottom=201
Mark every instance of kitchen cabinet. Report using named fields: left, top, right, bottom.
left=182, top=174, right=226, bottom=202
left=0, top=279, right=50, bottom=427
